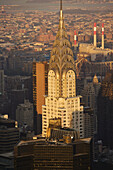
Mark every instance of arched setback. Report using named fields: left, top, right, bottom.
left=56, top=71, right=60, bottom=98
left=48, top=70, right=60, bottom=98
left=66, top=70, right=76, bottom=97
left=48, top=70, right=56, bottom=98
left=62, top=71, right=67, bottom=97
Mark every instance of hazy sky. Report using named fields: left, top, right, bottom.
left=0, top=0, right=77, bottom=12
left=0, top=0, right=112, bottom=12
left=0, top=0, right=57, bottom=5
left=0, top=0, right=77, bottom=5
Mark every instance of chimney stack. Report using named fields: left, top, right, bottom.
left=94, top=23, right=97, bottom=47
left=1, top=5, right=4, bottom=13
left=74, top=31, right=77, bottom=46
left=102, top=23, right=104, bottom=49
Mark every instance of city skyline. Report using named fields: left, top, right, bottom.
left=1, top=0, right=113, bottom=169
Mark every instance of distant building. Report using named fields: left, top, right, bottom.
left=4, top=75, right=32, bottom=119
left=1, top=5, right=5, bottom=14
left=5, top=75, right=32, bottom=101
left=75, top=57, right=113, bottom=80
left=81, top=75, right=100, bottom=113
left=9, top=89, right=29, bottom=119
left=84, top=107, right=94, bottom=138
left=80, top=76, right=100, bottom=136
left=78, top=23, right=113, bottom=56
left=16, top=100, right=33, bottom=128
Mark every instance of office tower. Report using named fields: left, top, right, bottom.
left=97, top=71, right=113, bottom=149
left=42, top=0, right=84, bottom=137
left=81, top=76, right=100, bottom=135
left=33, top=61, right=48, bottom=115
left=0, top=116, right=19, bottom=154
left=32, top=61, right=48, bottom=134
left=0, top=70, right=4, bottom=95
left=16, top=100, right=33, bottom=128
left=14, top=137, right=92, bottom=170
left=81, top=75, right=100, bottom=113
left=84, top=107, right=94, bottom=138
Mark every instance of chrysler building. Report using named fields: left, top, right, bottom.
left=42, top=0, right=84, bottom=138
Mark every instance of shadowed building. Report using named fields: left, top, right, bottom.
left=4, top=75, right=32, bottom=119
left=84, top=107, right=94, bottom=138
left=0, top=70, right=4, bottom=95
left=81, top=75, right=100, bottom=135
left=0, top=117, right=19, bottom=154
left=81, top=75, right=100, bottom=113
left=97, top=71, right=113, bottom=148
left=16, top=100, right=33, bottom=128
left=14, top=137, right=92, bottom=170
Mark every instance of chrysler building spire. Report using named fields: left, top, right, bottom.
left=60, top=0, right=63, bottom=29
left=60, top=0, right=62, bottom=11
left=49, top=0, right=75, bottom=97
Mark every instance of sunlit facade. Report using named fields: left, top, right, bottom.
left=33, top=62, right=46, bottom=115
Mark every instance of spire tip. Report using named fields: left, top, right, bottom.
left=60, top=0, right=62, bottom=11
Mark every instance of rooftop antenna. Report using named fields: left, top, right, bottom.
left=60, top=0, right=62, bottom=11
left=60, top=0, right=63, bottom=29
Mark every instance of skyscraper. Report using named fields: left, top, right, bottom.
left=97, top=71, right=113, bottom=149
left=33, top=61, right=48, bottom=134
left=42, top=0, right=84, bottom=137
left=33, top=61, right=48, bottom=115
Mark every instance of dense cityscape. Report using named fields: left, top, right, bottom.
left=1, top=0, right=113, bottom=169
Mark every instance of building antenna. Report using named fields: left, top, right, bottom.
left=60, top=0, right=62, bottom=11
